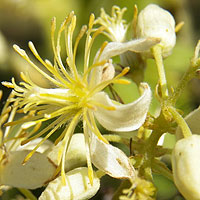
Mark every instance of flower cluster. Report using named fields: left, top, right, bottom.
left=1, top=3, right=200, bottom=200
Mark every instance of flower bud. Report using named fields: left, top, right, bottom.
left=172, top=135, right=200, bottom=200
left=136, top=4, right=176, bottom=58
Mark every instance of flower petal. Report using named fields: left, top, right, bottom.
left=93, top=82, right=151, bottom=131
left=176, top=107, right=200, bottom=140
left=0, top=150, right=56, bottom=189
left=90, top=133, right=135, bottom=180
left=47, top=134, right=87, bottom=172
left=98, top=37, right=160, bottom=62
left=15, top=138, right=53, bottom=153
left=39, top=167, right=100, bottom=200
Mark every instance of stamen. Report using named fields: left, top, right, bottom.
left=51, top=13, right=75, bottom=85
left=22, top=115, right=67, bottom=144
left=85, top=26, right=105, bottom=72
left=73, top=25, right=87, bottom=73
left=60, top=111, right=81, bottom=185
left=43, top=104, right=77, bottom=119
left=88, top=67, right=130, bottom=97
left=83, top=13, right=96, bottom=73
left=89, top=13, right=95, bottom=29
left=13, top=45, right=65, bottom=88
left=175, top=21, right=184, bottom=33
left=95, top=41, right=108, bottom=63
left=83, top=60, right=107, bottom=82
left=20, top=72, right=37, bottom=88
left=1, top=81, right=14, bottom=88
left=132, top=5, right=138, bottom=37
left=83, top=118, right=94, bottom=185
left=83, top=109, right=108, bottom=144
left=112, top=79, right=131, bottom=84
left=22, top=114, right=73, bottom=164
left=65, top=15, right=79, bottom=80
left=89, top=101, right=116, bottom=111
left=28, top=41, right=54, bottom=74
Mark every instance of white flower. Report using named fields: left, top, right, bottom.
left=136, top=4, right=176, bottom=58
left=172, top=135, right=200, bottom=200
left=2, top=11, right=154, bottom=184
left=95, top=6, right=128, bottom=42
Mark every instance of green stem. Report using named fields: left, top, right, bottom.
left=18, top=188, right=37, bottom=200
left=152, top=159, right=173, bottom=181
left=152, top=45, right=168, bottom=99
left=168, top=63, right=198, bottom=105
left=103, top=134, right=127, bottom=144
left=168, top=41, right=200, bottom=105
left=168, top=106, right=192, bottom=138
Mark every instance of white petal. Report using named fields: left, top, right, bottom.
left=176, top=107, right=200, bottom=140
left=47, top=134, right=87, bottom=172
left=90, top=133, right=135, bottom=180
left=172, top=135, right=200, bottom=200
left=15, top=138, right=53, bottom=153
left=0, top=150, right=56, bottom=189
left=93, top=82, right=151, bottom=131
left=39, top=167, right=100, bottom=200
left=98, top=37, right=160, bottom=61
left=90, top=38, right=159, bottom=86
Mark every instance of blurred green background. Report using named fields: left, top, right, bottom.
left=0, top=0, right=200, bottom=199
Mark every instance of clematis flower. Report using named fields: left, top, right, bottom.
left=2, top=11, right=155, bottom=184
left=94, top=6, right=128, bottom=42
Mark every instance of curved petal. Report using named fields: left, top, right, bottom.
left=176, top=106, right=200, bottom=140
left=39, top=167, right=100, bottom=200
left=93, top=82, right=151, bottom=131
left=90, top=132, right=135, bottom=180
left=0, top=150, right=56, bottom=189
left=90, top=38, right=160, bottom=86
left=98, top=37, right=160, bottom=61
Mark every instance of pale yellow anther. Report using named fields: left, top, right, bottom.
left=1, top=82, right=14, bottom=88
left=175, top=21, right=184, bottom=33
left=113, top=79, right=131, bottom=85
left=22, top=121, right=37, bottom=130
left=89, top=13, right=95, bottom=29
left=13, top=45, right=28, bottom=59
left=51, top=17, right=56, bottom=32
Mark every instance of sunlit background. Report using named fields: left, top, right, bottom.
left=0, top=0, right=200, bottom=199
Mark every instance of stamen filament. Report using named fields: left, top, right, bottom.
left=60, top=111, right=81, bottom=185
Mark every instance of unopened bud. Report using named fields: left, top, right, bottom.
left=136, top=4, right=176, bottom=58
left=172, top=135, right=200, bottom=200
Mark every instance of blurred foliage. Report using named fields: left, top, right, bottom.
left=0, top=0, right=200, bottom=199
